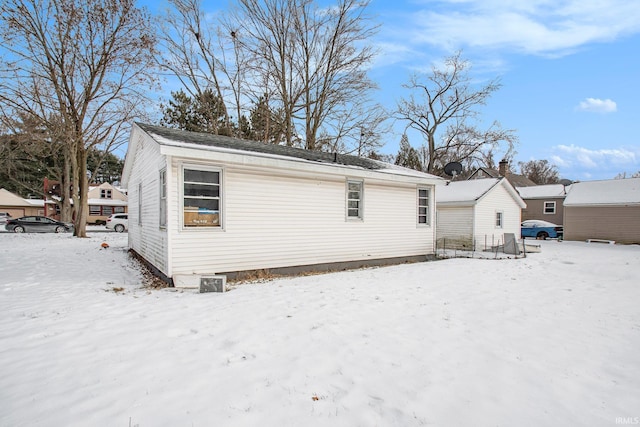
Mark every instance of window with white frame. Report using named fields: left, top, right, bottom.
left=346, top=180, right=363, bottom=219
left=183, top=166, right=221, bottom=228
left=159, top=169, right=167, bottom=228
left=495, top=211, right=503, bottom=228
left=544, top=201, right=556, bottom=214
left=100, top=189, right=112, bottom=199
left=418, top=188, right=430, bottom=225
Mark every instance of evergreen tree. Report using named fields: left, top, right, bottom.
left=394, top=134, right=423, bottom=171
left=161, top=89, right=230, bottom=135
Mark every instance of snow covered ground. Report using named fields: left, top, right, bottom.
left=1, top=230, right=639, bottom=427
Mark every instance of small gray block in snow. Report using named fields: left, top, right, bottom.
left=504, top=233, right=521, bottom=255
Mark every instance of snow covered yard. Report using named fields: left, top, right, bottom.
left=1, top=231, right=639, bottom=427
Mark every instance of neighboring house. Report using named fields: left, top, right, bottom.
left=563, top=178, right=640, bottom=244
left=517, top=183, right=571, bottom=225
left=468, top=159, right=537, bottom=188
left=0, top=188, right=44, bottom=218
left=87, top=182, right=128, bottom=225
left=121, top=123, right=444, bottom=285
left=436, top=177, right=526, bottom=250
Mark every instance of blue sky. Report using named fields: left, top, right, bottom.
left=367, top=0, right=640, bottom=180
left=148, top=0, right=640, bottom=181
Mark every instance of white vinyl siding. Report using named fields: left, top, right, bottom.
left=473, top=182, right=522, bottom=246
left=168, top=164, right=435, bottom=275
left=125, top=132, right=169, bottom=275
left=436, top=206, right=473, bottom=248
left=437, top=180, right=523, bottom=250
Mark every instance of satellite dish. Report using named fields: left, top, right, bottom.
left=559, top=179, right=573, bottom=186
left=444, top=162, right=463, bottom=178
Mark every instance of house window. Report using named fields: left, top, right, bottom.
left=102, top=206, right=113, bottom=216
left=495, top=211, right=503, bottom=228
left=544, top=201, right=556, bottom=214
left=100, top=189, right=112, bottom=199
left=89, top=205, right=101, bottom=216
left=183, top=166, right=221, bottom=228
left=114, top=206, right=125, bottom=213
left=418, top=188, right=430, bottom=225
left=159, top=169, right=167, bottom=228
left=346, top=180, right=363, bottom=219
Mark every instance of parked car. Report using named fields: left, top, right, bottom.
left=5, top=216, right=74, bottom=233
left=106, top=213, right=128, bottom=232
left=521, top=220, right=563, bottom=240
left=0, top=212, right=12, bottom=225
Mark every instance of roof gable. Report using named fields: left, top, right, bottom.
left=468, top=167, right=536, bottom=187
left=0, top=188, right=31, bottom=207
left=564, top=178, right=640, bottom=206
left=437, top=177, right=526, bottom=208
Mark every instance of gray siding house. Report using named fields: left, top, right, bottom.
left=517, top=184, right=570, bottom=225
left=563, top=178, right=640, bottom=244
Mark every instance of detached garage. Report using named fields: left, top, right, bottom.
left=436, top=177, right=526, bottom=250
left=563, top=178, right=640, bottom=244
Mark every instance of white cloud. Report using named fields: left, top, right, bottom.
left=405, top=0, right=640, bottom=56
left=549, top=144, right=640, bottom=179
left=576, top=98, right=617, bottom=113
left=552, top=144, right=638, bottom=168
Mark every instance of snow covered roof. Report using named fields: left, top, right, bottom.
left=437, top=177, right=526, bottom=208
left=131, top=123, right=444, bottom=184
left=517, top=184, right=571, bottom=199
left=437, top=178, right=499, bottom=204
left=564, top=178, right=640, bottom=206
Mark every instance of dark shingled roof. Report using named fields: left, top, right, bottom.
left=136, top=123, right=385, bottom=171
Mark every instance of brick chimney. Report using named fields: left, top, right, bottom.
left=498, top=159, right=509, bottom=177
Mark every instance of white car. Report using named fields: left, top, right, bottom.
left=0, top=212, right=12, bottom=225
left=106, top=213, right=128, bottom=232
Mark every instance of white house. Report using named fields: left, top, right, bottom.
left=121, top=123, right=444, bottom=285
left=436, top=177, right=526, bottom=250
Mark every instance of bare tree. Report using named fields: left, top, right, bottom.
left=614, top=171, right=640, bottom=179
left=0, top=0, right=157, bottom=237
left=429, top=121, right=518, bottom=176
left=395, top=52, right=513, bottom=173
left=518, top=159, right=560, bottom=184
left=157, top=0, right=232, bottom=135
left=232, top=0, right=379, bottom=151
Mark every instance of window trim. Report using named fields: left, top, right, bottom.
left=180, top=163, right=223, bottom=230
left=495, top=211, right=504, bottom=228
left=417, top=187, right=430, bottom=226
left=543, top=201, right=556, bottom=215
left=346, top=179, right=364, bottom=220
left=159, top=169, right=167, bottom=229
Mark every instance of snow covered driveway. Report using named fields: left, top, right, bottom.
left=1, top=231, right=639, bottom=426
